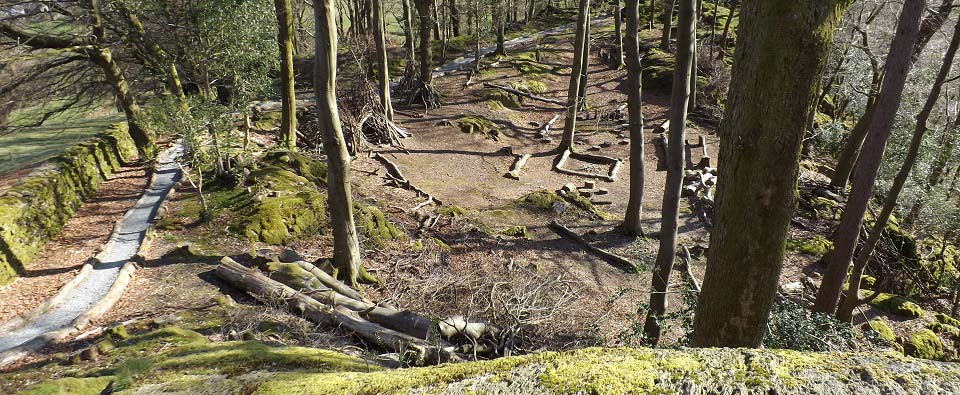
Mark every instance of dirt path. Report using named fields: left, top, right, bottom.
left=0, top=143, right=182, bottom=353
left=0, top=165, right=148, bottom=323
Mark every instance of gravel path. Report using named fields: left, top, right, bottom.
left=0, top=143, right=182, bottom=353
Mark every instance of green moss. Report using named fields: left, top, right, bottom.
left=868, top=293, right=924, bottom=318
left=903, top=329, right=945, bottom=360
left=480, top=89, right=523, bottom=109
left=641, top=49, right=675, bottom=90
left=936, top=313, right=960, bottom=328
left=259, top=150, right=327, bottom=184
left=511, top=80, right=547, bottom=94
left=238, top=168, right=328, bottom=245
left=861, top=275, right=877, bottom=290
left=20, top=376, right=115, bottom=395
left=107, top=325, right=130, bottom=340
left=457, top=115, right=500, bottom=141
left=862, top=319, right=896, bottom=344
left=264, top=262, right=322, bottom=289
left=785, top=236, right=833, bottom=258
left=354, top=203, right=404, bottom=247
left=517, top=190, right=565, bottom=211
left=509, top=59, right=553, bottom=75
left=437, top=205, right=467, bottom=218
left=252, top=110, right=283, bottom=131
left=926, top=322, right=960, bottom=340
left=0, top=123, right=135, bottom=285
left=429, top=237, right=450, bottom=252
left=501, top=225, right=530, bottom=239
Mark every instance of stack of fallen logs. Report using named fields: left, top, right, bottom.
left=560, top=180, right=610, bottom=205
left=215, top=254, right=502, bottom=366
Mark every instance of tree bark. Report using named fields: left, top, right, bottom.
left=687, top=0, right=697, bottom=111
left=403, top=0, right=417, bottom=64
left=559, top=0, right=591, bottom=151
left=495, top=0, right=506, bottom=56
left=716, top=0, right=735, bottom=56
left=372, top=0, right=394, bottom=121
left=416, top=0, right=435, bottom=85
left=648, top=0, right=656, bottom=29
left=612, top=0, right=624, bottom=68
left=622, top=0, right=645, bottom=236
left=659, top=0, right=674, bottom=50
left=89, top=48, right=155, bottom=159
left=449, top=0, right=461, bottom=35
left=576, top=19, right=590, bottom=109
left=643, top=0, right=693, bottom=346
left=276, top=0, right=298, bottom=151
left=835, top=4, right=959, bottom=322
left=814, top=0, right=924, bottom=315
left=691, top=0, right=849, bottom=347
left=314, top=0, right=364, bottom=286
left=914, top=0, right=955, bottom=61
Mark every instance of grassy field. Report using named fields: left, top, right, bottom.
left=0, top=100, right=121, bottom=175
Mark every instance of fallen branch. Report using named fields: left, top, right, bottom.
left=505, top=154, right=532, bottom=179
left=373, top=153, right=444, bottom=205
left=537, top=114, right=561, bottom=138
left=680, top=245, right=700, bottom=293
left=482, top=82, right=564, bottom=105
left=553, top=149, right=622, bottom=182
left=548, top=221, right=638, bottom=272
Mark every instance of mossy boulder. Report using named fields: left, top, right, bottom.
left=457, top=115, right=501, bottom=141
left=786, top=235, right=833, bottom=258
left=437, top=205, right=467, bottom=218
left=517, top=190, right=565, bottom=211
left=868, top=293, right=924, bottom=318
left=0, top=123, right=135, bottom=285
left=238, top=168, right=328, bottom=245
left=860, top=275, right=877, bottom=290
left=862, top=319, right=896, bottom=344
left=640, top=49, right=675, bottom=90
left=936, top=313, right=960, bottom=328
left=481, top=89, right=523, bottom=110
left=259, top=150, right=327, bottom=185
left=903, top=329, right=945, bottom=360
left=927, top=322, right=960, bottom=340
left=511, top=80, right=547, bottom=94
left=501, top=225, right=530, bottom=239
left=354, top=203, right=404, bottom=247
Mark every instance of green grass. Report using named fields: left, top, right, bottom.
left=0, top=100, right=120, bottom=174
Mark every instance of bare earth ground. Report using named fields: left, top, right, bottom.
left=0, top=164, right=148, bottom=323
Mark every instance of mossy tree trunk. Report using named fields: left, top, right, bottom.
left=403, top=0, right=417, bottom=64
left=115, top=4, right=187, bottom=108
left=373, top=0, right=394, bottom=121
left=89, top=48, right=156, bottom=159
left=643, top=0, right=692, bottom=346
left=612, top=0, right=624, bottom=68
left=559, top=0, right=591, bottom=151
left=276, top=0, right=298, bottom=151
left=813, top=0, right=924, bottom=316
left=621, top=0, right=645, bottom=236
left=691, top=0, right=849, bottom=347
left=659, top=0, right=674, bottom=50
left=314, top=0, right=365, bottom=286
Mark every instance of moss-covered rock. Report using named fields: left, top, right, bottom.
left=511, top=80, right=547, bottom=94
left=862, top=319, right=896, bottom=344
left=238, top=167, right=328, bottom=245
left=861, top=275, right=877, bottom=290
left=868, top=293, right=924, bottom=318
left=641, top=48, right=675, bottom=90
left=501, top=225, right=530, bottom=239
left=481, top=89, right=523, bottom=110
left=437, top=205, right=467, bottom=218
left=927, top=321, right=960, bottom=340
left=259, top=150, right=327, bottom=185
left=20, top=376, right=116, bottom=395
left=903, top=329, right=945, bottom=360
left=354, top=203, right=404, bottom=247
left=785, top=235, right=833, bottom=258
left=0, top=123, right=136, bottom=285
left=936, top=313, right=960, bottom=328
left=517, top=190, right=565, bottom=211
left=457, top=115, right=500, bottom=141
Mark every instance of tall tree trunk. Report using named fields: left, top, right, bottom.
left=403, top=0, right=417, bottom=64
left=373, top=0, right=394, bottom=121
left=92, top=49, right=155, bottom=159
left=643, top=0, right=693, bottom=346
left=691, top=0, right=849, bottom=347
left=495, top=0, right=506, bottom=56
left=813, top=0, right=924, bottom=315
left=314, top=0, right=364, bottom=286
left=416, top=0, right=435, bottom=85
left=433, top=0, right=442, bottom=41
left=613, top=0, right=624, bottom=68
left=276, top=0, right=298, bottom=151
left=449, top=0, right=461, bottom=35
left=527, top=0, right=537, bottom=21
left=648, top=0, right=656, bottom=29
left=116, top=4, right=187, bottom=107
left=716, top=0, right=735, bottom=57
left=836, top=16, right=960, bottom=323
left=914, top=0, right=954, bottom=61
left=560, top=0, right=591, bottom=151
left=659, top=0, right=674, bottom=50
left=577, top=19, right=590, bottom=109
left=622, top=0, right=645, bottom=236
left=474, top=0, right=482, bottom=69
left=687, top=0, right=697, bottom=111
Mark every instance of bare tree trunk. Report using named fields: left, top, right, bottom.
left=314, top=0, right=365, bottom=286
left=691, top=0, right=849, bottom=347
left=613, top=0, right=624, bottom=68
left=577, top=19, right=590, bottom=109
left=433, top=0, right=442, bottom=41
left=914, top=0, right=955, bottom=61
left=814, top=0, right=924, bottom=315
left=417, top=0, right=434, bottom=84
left=495, top=0, right=506, bottom=56
left=560, top=0, right=591, bottom=151
left=276, top=0, right=298, bottom=151
left=687, top=0, right=697, bottom=112
left=835, top=8, right=960, bottom=322
left=716, top=0, right=735, bottom=57
left=373, top=0, right=394, bottom=121
left=449, top=0, right=461, bottom=35
left=643, top=0, right=693, bottom=346
left=648, top=0, right=656, bottom=29
left=659, top=0, right=674, bottom=50
left=622, top=0, right=645, bottom=236
left=403, top=0, right=417, bottom=64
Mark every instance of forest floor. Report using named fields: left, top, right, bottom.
left=0, top=11, right=950, bottom=393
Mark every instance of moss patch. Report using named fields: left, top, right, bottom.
left=786, top=235, right=833, bottom=258
left=481, top=89, right=523, bottom=110
left=237, top=167, right=328, bottom=245
left=936, top=313, right=960, bottom=328
left=512, top=80, right=547, bottom=94
left=868, top=293, right=924, bottom=318
left=0, top=123, right=136, bottom=285
left=437, top=205, right=467, bottom=218
left=926, top=322, right=960, bottom=340
left=354, top=203, right=404, bottom=247
left=20, top=376, right=115, bottom=395
left=457, top=115, right=501, bottom=141
left=501, top=225, right=530, bottom=239
left=517, top=190, right=565, bottom=211
left=862, top=319, right=895, bottom=344
left=903, top=329, right=945, bottom=360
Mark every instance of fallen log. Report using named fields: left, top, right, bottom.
left=292, top=260, right=369, bottom=303
left=216, top=257, right=456, bottom=365
left=652, top=119, right=670, bottom=134
left=537, top=114, right=562, bottom=138
left=549, top=221, right=638, bottom=272
left=482, top=82, right=565, bottom=105
left=506, top=154, right=532, bottom=179
left=681, top=245, right=700, bottom=293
